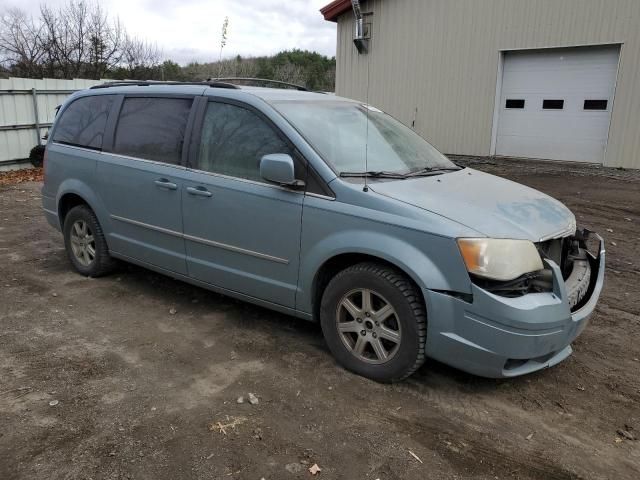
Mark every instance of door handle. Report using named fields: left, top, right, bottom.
left=186, top=186, right=213, bottom=198
left=155, top=179, right=178, bottom=190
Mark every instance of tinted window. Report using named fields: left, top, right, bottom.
left=198, top=102, right=293, bottom=182
left=543, top=99, right=564, bottom=110
left=505, top=99, right=525, bottom=109
left=584, top=99, right=608, bottom=110
left=305, top=166, right=333, bottom=197
left=52, top=95, right=114, bottom=149
left=114, top=97, right=192, bottom=164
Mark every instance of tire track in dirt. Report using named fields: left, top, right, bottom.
left=387, top=413, right=583, bottom=480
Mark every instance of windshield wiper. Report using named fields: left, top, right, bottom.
left=401, top=166, right=463, bottom=178
left=339, top=171, right=408, bottom=179
left=340, top=166, right=462, bottom=179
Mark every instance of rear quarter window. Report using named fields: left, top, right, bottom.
left=52, top=95, right=115, bottom=150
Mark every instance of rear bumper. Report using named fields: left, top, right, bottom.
left=424, top=235, right=605, bottom=378
left=41, top=193, right=60, bottom=231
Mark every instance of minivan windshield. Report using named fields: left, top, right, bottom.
left=274, top=100, right=457, bottom=176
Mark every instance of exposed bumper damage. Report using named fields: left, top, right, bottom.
left=423, top=230, right=605, bottom=378
left=564, top=247, right=591, bottom=310
left=539, top=228, right=601, bottom=312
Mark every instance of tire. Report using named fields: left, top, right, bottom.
left=29, top=145, right=45, bottom=168
left=63, top=205, right=116, bottom=277
left=320, top=262, right=427, bottom=382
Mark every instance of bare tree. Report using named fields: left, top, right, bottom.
left=40, top=4, right=73, bottom=78
left=1, top=1, right=159, bottom=79
left=86, top=3, right=123, bottom=78
left=274, top=62, right=306, bottom=86
left=0, top=8, right=45, bottom=77
left=121, top=34, right=162, bottom=76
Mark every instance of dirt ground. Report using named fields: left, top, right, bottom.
left=1, top=158, right=639, bottom=480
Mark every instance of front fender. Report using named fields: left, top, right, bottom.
left=296, top=228, right=471, bottom=315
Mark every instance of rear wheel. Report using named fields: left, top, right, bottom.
left=320, top=262, right=427, bottom=382
left=63, top=205, right=116, bottom=277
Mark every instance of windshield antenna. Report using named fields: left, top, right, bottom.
left=364, top=60, right=371, bottom=192
left=363, top=32, right=371, bottom=193
left=351, top=0, right=371, bottom=192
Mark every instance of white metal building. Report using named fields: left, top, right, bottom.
left=321, top=0, right=640, bottom=169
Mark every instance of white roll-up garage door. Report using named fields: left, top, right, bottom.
left=495, top=45, right=620, bottom=163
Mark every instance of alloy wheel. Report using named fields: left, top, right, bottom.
left=69, top=220, right=96, bottom=267
left=335, top=288, right=402, bottom=364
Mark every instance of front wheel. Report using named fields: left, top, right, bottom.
left=320, top=262, right=427, bottom=382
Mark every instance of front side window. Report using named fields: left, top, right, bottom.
left=113, top=97, right=192, bottom=164
left=197, top=102, right=293, bottom=182
left=273, top=100, right=456, bottom=175
left=52, top=95, right=115, bottom=150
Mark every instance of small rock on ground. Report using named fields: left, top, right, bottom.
left=285, top=463, right=303, bottom=474
left=617, top=429, right=636, bottom=441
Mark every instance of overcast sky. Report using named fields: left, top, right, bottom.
left=4, top=0, right=337, bottom=64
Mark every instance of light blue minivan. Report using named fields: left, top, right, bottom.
left=42, top=80, right=605, bottom=382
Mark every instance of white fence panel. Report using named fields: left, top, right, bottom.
left=0, top=77, right=108, bottom=165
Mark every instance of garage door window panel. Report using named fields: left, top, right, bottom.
left=505, top=99, right=525, bottom=109
left=113, top=97, right=192, bottom=164
left=543, top=99, right=565, bottom=110
left=584, top=100, right=608, bottom=111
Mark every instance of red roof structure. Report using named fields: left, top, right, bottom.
left=320, top=0, right=354, bottom=22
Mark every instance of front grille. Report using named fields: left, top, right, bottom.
left=471, top=271, right=551, bottom=297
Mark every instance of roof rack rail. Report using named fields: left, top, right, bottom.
left=208, top=77, right=309, bottom=91
left=89, top=80, right=239, bottom=90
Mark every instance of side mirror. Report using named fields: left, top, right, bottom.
left=260, top=154, right=304, bottom=188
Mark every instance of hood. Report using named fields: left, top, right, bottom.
left=370, top=168, right=575, bottom=242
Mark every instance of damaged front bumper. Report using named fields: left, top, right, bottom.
left=423, top=233, right=605, bottom=378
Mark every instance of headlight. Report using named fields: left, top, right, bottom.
left=457, top=238, right=544, bottom=281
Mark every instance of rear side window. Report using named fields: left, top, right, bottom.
left=114, top=97, right=192, bottom=164
left=197, top=102, right=293, bottom=182
left=52, top=95, right=114, bottom=150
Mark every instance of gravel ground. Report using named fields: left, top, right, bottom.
left=0, top=158, right=639, bottom=479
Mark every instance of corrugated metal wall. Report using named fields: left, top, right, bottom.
left=335, top=0, right=640, bottom=169
left=0, top=78, right=104, bottom=164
